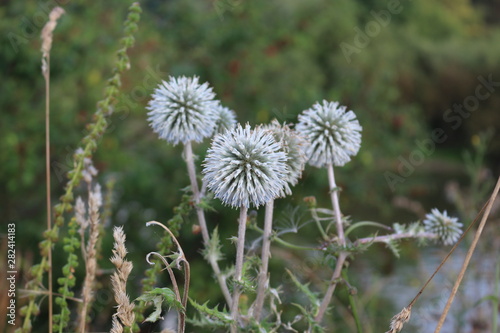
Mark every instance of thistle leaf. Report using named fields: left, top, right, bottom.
left=135, top=287, right=184, bottom=322
left=188, top=298, right=233, bottom=327
left=285, top=269, right=319, bottom=309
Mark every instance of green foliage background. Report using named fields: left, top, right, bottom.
left=2, top=0, right=500, bottom=331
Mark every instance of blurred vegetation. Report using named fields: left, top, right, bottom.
left=1, top=0, right=500, bottom=331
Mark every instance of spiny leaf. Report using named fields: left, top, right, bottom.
left=203, top=226, right=224, bottom=263
left=384, top=239, right=401, bottom=258
left=188, top=298, right=233, bottom=324
left=198, top=192, right=216, bottom=212
left=292, top=303, right=324, bottom=333
left=285, top=269, right=319, bottom=309
left=135, top=287, right=184, bottom=323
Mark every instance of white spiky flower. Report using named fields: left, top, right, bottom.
left=147, top=76, right=219, bottom=145
left=262, top=120, right=310, bottom=196
left=423, top=208, right=462, bottom=245
left=296, top=100, right=362, bottom=167
left=203, top=124, right=289, bottom=208
left=213, top=104, right=237, bottom=135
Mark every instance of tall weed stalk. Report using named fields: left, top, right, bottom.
left=18, top=3, right=142, bottom=332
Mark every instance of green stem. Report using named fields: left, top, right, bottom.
left=344, top=221, right=392, bottom=238
left=342, top=270, right=362, bottom=333
left=250, top=224, right=315, bottom=251
left=310, top=208, right=328, bottom=240
left=273, top=237, right=316, bottom=251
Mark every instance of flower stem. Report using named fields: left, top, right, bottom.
left=183, top=141, right=232, bottom=307
left=354, top=232, right=437, bottom=245
left=184, top=141, right=209, bottom=243
left=250, top=224, right=315, bottom=251
left=253, top=200, right=274, bottom=320
left=315, top=251, right=347, bottom=322
left=327, top=164, right=344, bottom=246
left=342, top=270, right=363, bottom=333
left=315, top=164, right=347, bottom=323
left=231, top=205, right=248, bottom=333
left=310, top=208, right=329, bottom=241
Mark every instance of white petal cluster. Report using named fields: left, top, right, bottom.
left=297, top=100, right=362, bottom=167
left=213, top=104, right=237, bottom=135
left=262, top=120, right=309, bottom=196
left=423, top=208, right=462, bottom=245
left=203, top=124, right=289, bottom=208
left=147, top=76, right=219, bottom=145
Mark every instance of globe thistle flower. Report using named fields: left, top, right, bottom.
left=147, top=76, right=219, bottom=145
left=203, top=124, right=289, bottom=208
left=213, top=104, right=237, bottom=135
left=262, top=120, right=310, bottom=196
left=423, top=208, right=462, bottom=245
left=297, top=100, right=362, bottom=168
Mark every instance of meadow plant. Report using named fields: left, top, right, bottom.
left=252, top=121, right=309, bottom=320
left=110, top=226, right=135, bottom=333
left=203, top=123, right=289, bottom=331
left=144, top=80, right=468, bottom=331
left=18, top=3, right=141, bottom=332
left=144, top=75, right=234, bottom=311
left=23, top=2, right=500, bottom=332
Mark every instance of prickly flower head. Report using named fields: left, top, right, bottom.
left=262, top=120, right=310, bottom=196
left=423, top=208, right=462, bottom=245
left=147, top=76, right=218, bottom=145
left=297, top=100, right=362, bottom=167
left=213, top=104, right=237, bottom=135
left=203, top=124, right=289, bottom=208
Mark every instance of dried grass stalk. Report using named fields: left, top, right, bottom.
left=77, top=185, right=103, bottom=332
left=40, top=7, right=64, bottom=332
left=434, top=176, right=500, bottom=332
left=110, top=226, right=135, bottom=332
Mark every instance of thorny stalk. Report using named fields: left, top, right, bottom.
left=355, top=232, right=438, bottom=245
left=315, top=164, right=348, bottom=323
left=183, top=141, right=232, bottom=307
left=253, top=200, right=275, bottom=320
left=231, top=206, right=248, bottom=333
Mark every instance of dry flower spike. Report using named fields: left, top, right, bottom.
left=386, top=306, right=412, bottom=333
left=41, top=6, right=65, bottom=74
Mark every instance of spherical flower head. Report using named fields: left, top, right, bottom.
left=147, top=76, right=219, bottom=145
left=213, top=104, right=237, bottom=135
left=423, top=208, right=463, bottom=245
left=296, top=100, right=362, bottom=168
left=262, top=120, right=310, bottom=196
left=203, top=124, right=289, bottom=208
